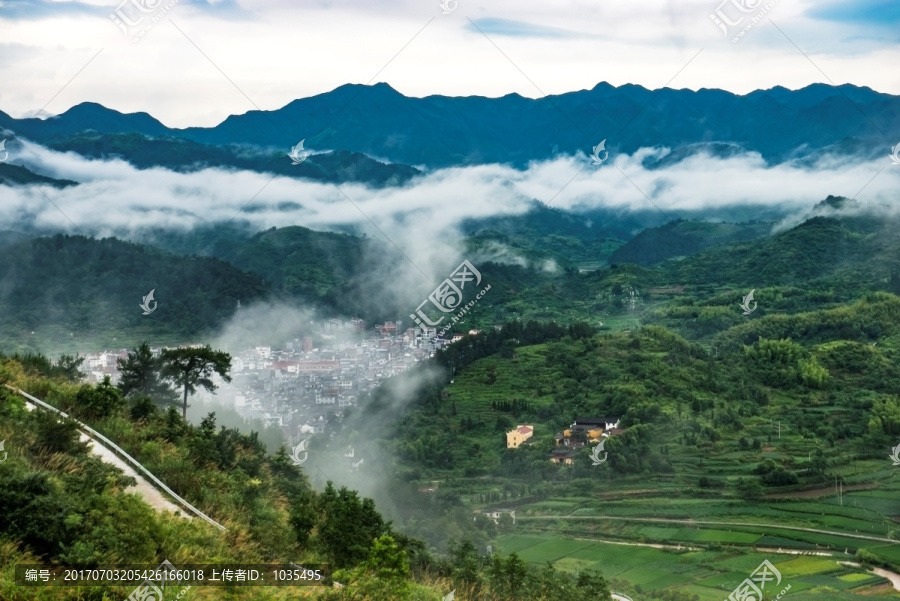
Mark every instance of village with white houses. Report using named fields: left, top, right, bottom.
left=77, top=319, right=628, bottom=532
left=77, top=319, right=484, bottom=445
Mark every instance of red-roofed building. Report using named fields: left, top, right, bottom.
left=296, top=361, right=340, bottom=373
left=271, top=361, right=299, bottom=373
left=506, top=424, right=534, bottom=449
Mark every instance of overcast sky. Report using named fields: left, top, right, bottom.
left=1, top=0, right=898, bottom=128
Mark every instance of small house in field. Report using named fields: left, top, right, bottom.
left=483, top=509, right=516, bottom=524
left=506, top=425, right=534, bottom=448
left=549, top=448, right=578, bottom=465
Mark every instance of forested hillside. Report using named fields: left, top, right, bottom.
left=312, top=293, right=900, bottom=599
left=0, top=162, right=78, bottom=188
left=3, top=208, right=899, bottom=355
left=44, top=132, right=421, bottom=187
left=0, top=236, right=270, bottom=353
left=0, top=349, right=614, bottom=601
left=609, top=220, right=771, bottom=266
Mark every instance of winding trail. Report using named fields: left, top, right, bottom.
left=79, top=428, right=188, bottom=517
left=6, top=385, right=225, bottom=530
left=7, top=386, right=344, bottom=587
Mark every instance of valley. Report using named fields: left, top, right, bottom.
left=1, top=7, right=899, bottom=596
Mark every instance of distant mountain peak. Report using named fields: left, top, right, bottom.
left=809, top=195, right=858, bottom=215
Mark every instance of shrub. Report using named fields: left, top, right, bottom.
left=75, top=376, right=124, bottom=420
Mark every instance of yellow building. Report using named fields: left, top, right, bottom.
left=506, top=425, right=534, bottom=448
left=549, top=449, right=578, bottom=465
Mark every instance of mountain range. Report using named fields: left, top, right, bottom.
left=2, top=82, right=898, bottom=171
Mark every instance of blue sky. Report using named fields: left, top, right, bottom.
left=810, top=0, right=900, bottom=29
left=0, top=0, right=897, bottom=127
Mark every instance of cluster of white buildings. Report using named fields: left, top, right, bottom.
left=75, top=317, right=477, bottom=443
left=225, top=321, right=437, bottom=438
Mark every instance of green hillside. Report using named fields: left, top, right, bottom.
left=45, top=132, right=421, bottom=187
left=657, top=215, right=889, bottom=287
left=303, top=210, right=900, bottom=599
left=207, top=226, right=397, bottom=319
left=328, top=299, right=900, bottom=598
left=609, top=219, right=772, bottom=266
left=3, top=207, right=900, bottom=599
left=0, top=235, right=270, bottom=353
left=0, top=162, right=78, bottom=188
left=0, top=352, right=616, bottom=601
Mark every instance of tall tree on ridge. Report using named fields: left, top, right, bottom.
left=160, top=345, right=232, bottom=420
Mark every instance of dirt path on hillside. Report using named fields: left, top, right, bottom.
left=22, top=398, right=190, bottom=519
left=518, top=515, right=897, bottom=544
left=550, top=532, right=847, bottom=558
left=841, top=562, right=900, bottom=592
left=79, top=432, right=189, bottom=517
left=766, top=482, right=878, bottom=499
left=565, top=535, right=702, bottom=551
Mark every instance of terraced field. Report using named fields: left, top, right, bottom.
left=496, top=534, right=897, bottom=600
left=516, top=489, right=900, bottom=559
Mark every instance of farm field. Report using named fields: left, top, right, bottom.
left=512, top=487, right=900, bottom=562
left=496, top=534, right=899, bottom=600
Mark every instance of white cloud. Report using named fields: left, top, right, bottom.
left=0, top=0, right=897, bottom=127
left=5, top=139, right=899, bottom=263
